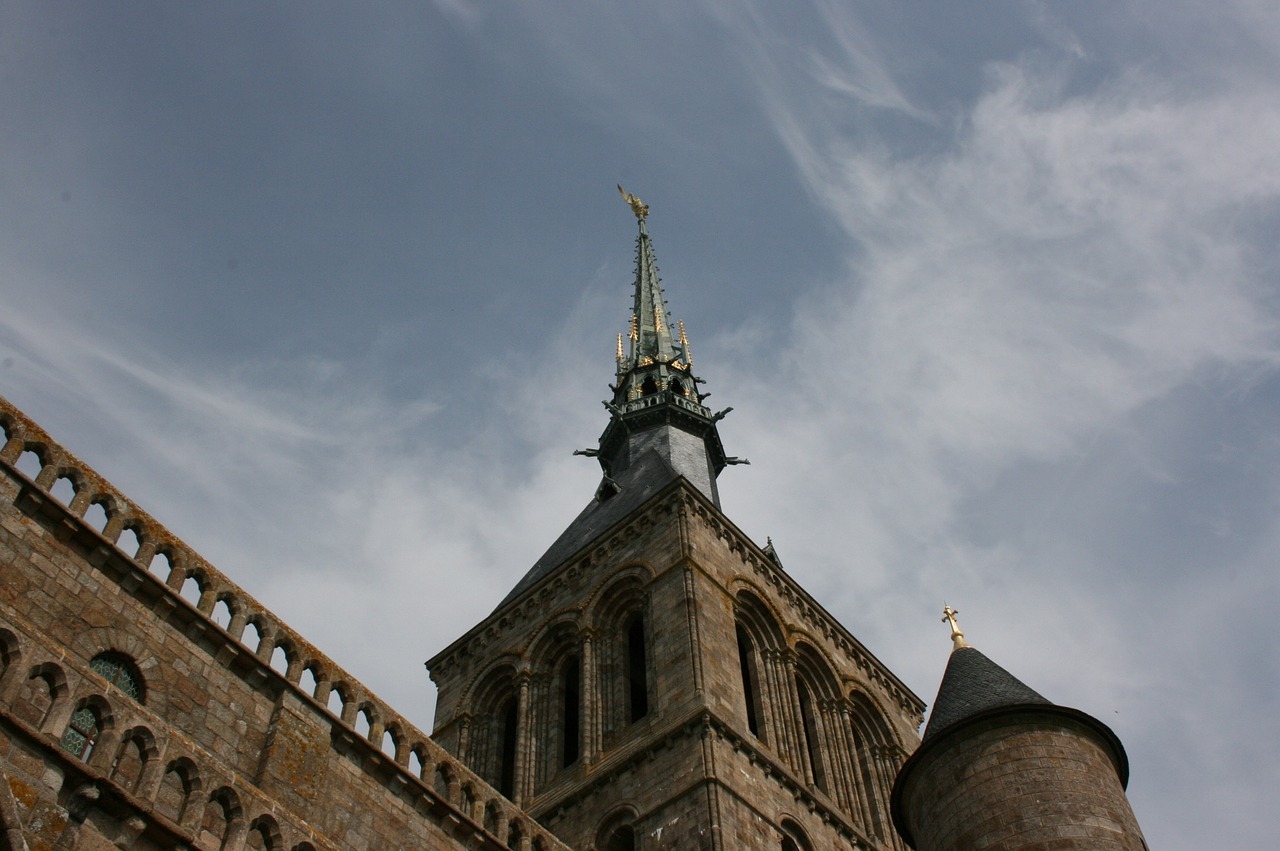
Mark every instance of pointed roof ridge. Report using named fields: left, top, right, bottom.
left=921, top=644, right=1050, bottom=743
left=494, top=447, right=684, bottom=610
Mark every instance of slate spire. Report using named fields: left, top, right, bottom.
left=588, top=188, right=736, bottom=506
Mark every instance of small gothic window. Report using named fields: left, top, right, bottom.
left=90, top=652, right=143, bottom=702
left=61, top=703, right=101, bottom=760
left=640, top=376, right=659, bottom=396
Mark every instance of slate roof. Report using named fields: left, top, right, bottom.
left=495, top=448, right=683, bottom=610
left=921, top=645, right=1050, bottom=743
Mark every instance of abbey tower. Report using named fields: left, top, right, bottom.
left=0, top=192, right=1146, bottom=850
left=426, top=190, right=923, bottom=850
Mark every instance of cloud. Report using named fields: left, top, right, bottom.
left=700, top=26, right=1280, bottom=850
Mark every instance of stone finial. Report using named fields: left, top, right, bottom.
left=941, top=605, right=969, bottom=650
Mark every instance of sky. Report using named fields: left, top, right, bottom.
left=1, top=2, right=1277, bottom=848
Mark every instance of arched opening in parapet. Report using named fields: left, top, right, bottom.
left=150, top=550, right=172, bottom=581
left=116, top=526, right=141, bottom=559
left=212, top=598, right=234, bottom=630
left=298, top=666, right=318, bottom=698
left=50, top=474, right=76, bottom=505
left=270, top=643, right=290, bottom=676
left=380, top=726, right=398, bottom=758
left=241, top=621, right=262, bottom=654
left=641, top=376, right=659, bottom=396
left=15, top=449, right=42, bottom=479
left=408, top=746, right=426, bottom=779
left=180, top=573, right=203, bottom=607
left=84, top=500, right=110, bottom=533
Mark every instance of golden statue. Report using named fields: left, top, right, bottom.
left=617, top=184, right=649, bottom=219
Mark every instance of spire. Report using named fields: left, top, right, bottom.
left=614, top=186, right=693, bottom=400
left=587, top=188, right=733, bottom=506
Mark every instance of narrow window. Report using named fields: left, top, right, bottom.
left=61, top=704, right=101, bottom=761
left=561, top=655, right=581, bottom=767
left=626, top=616, right=649, bottom=722
left=737, top=626, right=760, bottom=736
left=796, top=678, right=826, bottom=792
left=497, top=697, right=518, bottom=799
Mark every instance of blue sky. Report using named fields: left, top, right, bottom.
left=2, top=3, right=1278, bottom=847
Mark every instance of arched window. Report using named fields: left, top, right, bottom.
left=736, top=625, right=761, bottom=737
left=625, top=615, right=649, bottom=723
left=603, top=824, right=636, bottom=851
left=795, top=677, right=827, bottom=792
left=780, top=819, right=812, bottom=851
left=90, top=652, right=143, bottom=702
left=61, top=702, right=102, bottom=760
left=561, top=654, right=581, bottom=767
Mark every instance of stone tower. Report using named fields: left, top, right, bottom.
left=890, top=612, right=1147, bottom=850
left=427, top=192, right=924, bottom=851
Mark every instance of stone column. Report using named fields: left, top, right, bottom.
left=582, top=630, right=599, bottom=765
left=512, top=672, right=531, bottom=806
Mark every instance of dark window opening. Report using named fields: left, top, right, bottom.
left=626, top=617, right=649, bottom=723
left=562, top=656, right=581, bottom=767
left=640, top=376, right=659, bottom=396
left=497, top=697, right=518, bottom=798
left=604, top=825, right=636, bottom=851
left=737, top=626, right=760, bottom=736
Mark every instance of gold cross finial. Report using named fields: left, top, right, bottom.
left=942, top=605, right=969, bottom=649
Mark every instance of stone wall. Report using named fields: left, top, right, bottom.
left=0, top=394, right=569, bottom=851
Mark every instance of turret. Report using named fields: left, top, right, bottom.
left=891, top=608, right=1148, bottom=850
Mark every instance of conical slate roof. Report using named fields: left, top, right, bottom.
left=921, top=645, right=1050, bottom=743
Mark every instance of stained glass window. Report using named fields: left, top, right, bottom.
left=90, top=652, right=142, bottom=701
left=61, top=704, right=99, bottom=760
